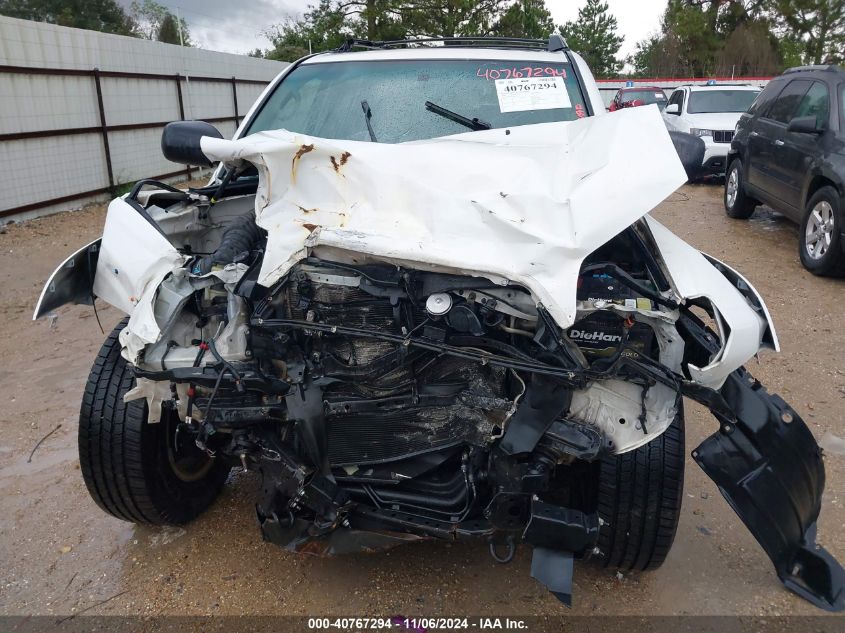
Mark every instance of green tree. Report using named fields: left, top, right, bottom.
left=767, top=0, right=845, bottom=64
left=262, top=2, right=349, bottom=61
left=261, top=0, right=407, bottom=61
left=353, top=0, right=407, bottom=40
left=494, top=0, right=555, bottom=38
left=560, top=0, right=624, bottom=77
left=0, top=0, right=136, bottom=36
left=156, top=12, right=180, bottom=44
left=260, top=1, right=552, bottom=61
left=401, top=0, right=508, bottom=37
left=661, top=0, right=723, bottom=75
left=629, top=1, right=785, bottom=77
left=131, top=0, right=191, bottom=45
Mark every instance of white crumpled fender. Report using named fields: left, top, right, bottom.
left=644, top=216, right=778, bottom=388
left=93, top=198, right=186, bottom=359
left=201, top=105, right=688, bottom=330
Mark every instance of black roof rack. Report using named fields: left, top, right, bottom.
left=783, top=64, right=844, bottom=74
left=336, top=34, right=568, bottom=53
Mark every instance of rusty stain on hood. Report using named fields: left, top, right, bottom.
left=290, top=143, right=314, bottom=183
left=330, top=151, right=352, bottom=174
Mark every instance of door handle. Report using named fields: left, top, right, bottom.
left=774, top=139, right=785, bottom=146
left=750, top=131, right=759, bottom=137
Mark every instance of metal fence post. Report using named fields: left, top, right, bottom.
left=92, top=68, right=116, bottom=195
left=175, top=73, right=185, bottom=119
left=231, top=76, right=239, bottom=125
left=175, top=73, right=192, bottom=180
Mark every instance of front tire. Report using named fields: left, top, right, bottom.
left=595, top=407, right=685, bottom=571
left=79, top=320, right=229, bottom=525
left=724, top=159, right=757, bottom=219
left=799, top=186, right=845, bottom=276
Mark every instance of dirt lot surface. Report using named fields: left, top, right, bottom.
left=0, top=183, right=843, bottom=619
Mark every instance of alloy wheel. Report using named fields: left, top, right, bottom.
left=805, top=200, right=835, bottom=260
left=726, top=167, right=738, bottom=208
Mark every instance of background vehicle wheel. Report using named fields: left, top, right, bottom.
left=595, top=407, right=685, bottom=571
left=724, top=159, right=757, bottom=219
left=79, top=319, right=230, bottom=525
left=799, top=186, right=845, bottom=276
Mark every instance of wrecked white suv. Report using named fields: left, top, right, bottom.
left=34, top=37, right=843, bottom=610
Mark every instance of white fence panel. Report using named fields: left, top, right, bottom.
left=0, top=16, right=287, bottom=222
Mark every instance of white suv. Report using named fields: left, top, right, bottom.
left=32, top=37, right=843, bottom=611
left=662, top=84, right=761, bottom=174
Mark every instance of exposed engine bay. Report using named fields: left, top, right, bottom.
left=131, top=193, right=682, bottom=546
left=33, top=110, right=845, bottom=610
left=121, top=189, right=697, bottom=596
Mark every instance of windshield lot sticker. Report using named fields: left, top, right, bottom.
left=477, top=66, right=567, bottom=80
left=495, top=76, right=571, bottom=112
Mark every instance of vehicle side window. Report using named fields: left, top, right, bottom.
left=792, top=81, right=829, bottom=129
left=841, top=83, right=845, bottom=131
left=748, top=79, right=785, bottom=116
left=764, top=79, right=812, bottom=124
left=668, top=90, right=683, bottom=110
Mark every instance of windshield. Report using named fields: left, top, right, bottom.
left=687, top=89, right=760, bottom=114
left=245, top=59, right=588, bottom=143
left=620, top=89, right=667, bottom=107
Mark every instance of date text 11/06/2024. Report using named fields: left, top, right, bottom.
left=307, top=617, right=529, bottom=631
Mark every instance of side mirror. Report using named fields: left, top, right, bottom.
left=668, top=131, right=705, bottom=181
left=161, top=121, right=223, bottom=167
left=787, top=115, right=822, bottom=135
left=664, top=103, right=680, bottom=115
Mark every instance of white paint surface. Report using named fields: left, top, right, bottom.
left=202, top=105, right=687, bottom=330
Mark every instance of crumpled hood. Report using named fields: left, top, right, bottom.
left=202, top=105, right=686, bottom=328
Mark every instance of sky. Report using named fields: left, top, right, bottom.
left=118, top=1, right=665, bottom=59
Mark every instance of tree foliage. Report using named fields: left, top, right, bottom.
left=494, top=0, right=555, bottom=39
left=156, top=13, right=181, bottom=45
left=560, top=0, right=624, bottom=77
left=261, top=1, right=560, bottom=61
left=401, top=0, right=508, bottom=38
left=768, top=0, right=845, bottom=64
left=130, top=0, right=191, bottom=45
left=0, top=0, right=198, bottom=45
left=256, top=0, right=845, bottom=71
left=0, top=0, right=136, bottom=36
left=630, top=0, right=843, bottom=77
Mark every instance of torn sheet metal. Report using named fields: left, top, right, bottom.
left=201, top=105, right=688, bottom=330
left=93, top=198, right=186, bottom=359
left=124, top=377, right=190, bottom=422
left=644, top=216, right=776, bottom=388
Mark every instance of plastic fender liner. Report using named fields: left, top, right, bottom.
left=32, top=238, right=100, bottom=320
left=693, top=368, right=845, bottom=611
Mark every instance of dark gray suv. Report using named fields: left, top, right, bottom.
left=724, top=65, right=845, bottom=275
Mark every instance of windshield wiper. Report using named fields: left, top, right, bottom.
left=425, top=101, right=491, bottom=131
left=361, top=100, right=378, bottom=142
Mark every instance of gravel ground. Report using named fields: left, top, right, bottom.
left=0, top=183, right=843, bottom=619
